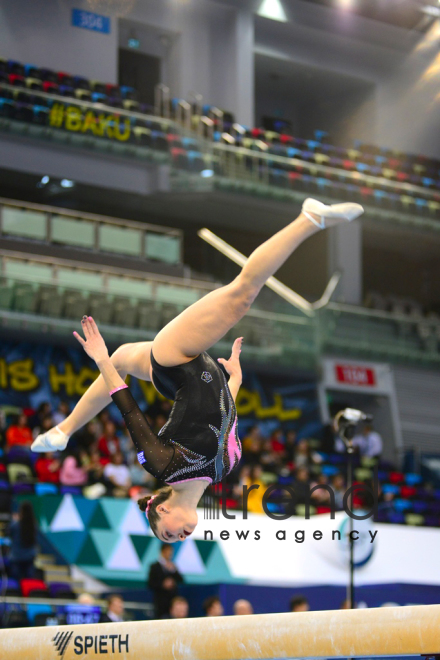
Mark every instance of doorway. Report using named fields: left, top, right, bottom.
left=118, top=48, right=161, bottom=107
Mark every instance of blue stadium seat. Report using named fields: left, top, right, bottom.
left=321, top=465, right=340, bottom=476
left=187, top=150, right=205, bottom=172
left=382, top=484, right=400, bottom=495
left=120, top=85, right=137, bottom=100
left=39, top=68, right=58, bottom=83
left=58, top=85, right=75, bottom=97
left=73, top=75, right=91, bottom=90
left=8, top=60, right=25, bottom=76
left=412, top=500, right=428, bottom=514
left=393, top=498, right=412, bottom=512
left=32, top=105, right=49, bottom=124
left=91, top=92, right=107, bottom=104
left=24, top=64, right=41, bottom=78
left=388, top=511, right=405, bottom=524
left=404, top=473, right=422, bottom=486
left=35, top=483, right=58, bottom=496
left=0, top=98, right=14, bottom=117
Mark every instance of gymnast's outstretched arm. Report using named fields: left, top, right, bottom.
left=58, top=336, right=153, bottom=438
left=73, top=316, right=172, bottom=478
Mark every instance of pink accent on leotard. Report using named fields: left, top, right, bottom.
left=166, top=476, right=213, bottom=486
left=227, top=417, right=241, bottom=473
left=109, top=384, right=129, bottom=396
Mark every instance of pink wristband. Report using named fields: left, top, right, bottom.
left=109, top=384, right=129, bottom=396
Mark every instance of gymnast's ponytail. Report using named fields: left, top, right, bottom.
left=138, top=486, right=173, bottom=538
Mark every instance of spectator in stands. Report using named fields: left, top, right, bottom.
left=293, top=439, right=311, bottom=469
left=98, top=421, right=120, bottom=461
left=9, top=501, right=38, bottom=582
left=290, top=595, right=309, bottom=612
left=241, top=426, right=263, bottom=465
left=84, top=447, right=105, bottom=486
left=239, top=465, right=265, bottom=514
left=52, top=401, right=70, bottom=426
left=60, top=449, right=88, bottom=486
left=99, top=594, right=125, bottom=623
left=354, top=424, right=383, bottom=458
left=32, top=413, right=55, bottom=441
left=169, top=596, right=189, bottom=619
left=35, top=452, right=61, bottom=484
left=76, top=420, right=100, bottom=452
left=292, top=467, right=311, bottom=506
left=270, top=428, right=285, bottom=455
left=310, top=473, right=331, bottom=506
left=103, top=451, right=131, bottom=497
left=6, top=413, right=33, bottom=448
left=331, top=473, right=346, bottom=510
left=30, top=402, right=51, bottom=430
left=203, top=596, right=224, bottom=617
left=260, top=438, right=283, bottom=473
left=127, top=450, right=155, bottom=488
left=148, top=544, right=183, bottom=619
left=233, top=599, right=254, bottom=615
left=284, top=430, right=297, bottom=464
left=77, top=593, right=96, bottom=605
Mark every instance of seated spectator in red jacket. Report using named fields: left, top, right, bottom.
left=98, top=421, right=120, bottom=461
left=270, top=428, right=285, bottom=454
left=60, top=450, right=88, bottom=486
left=6, top=414, right=33, bottom=448
left=35, top=452, right=61, bottom=484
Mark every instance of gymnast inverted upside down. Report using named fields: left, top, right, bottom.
left=31, top=198, right=364, bottom=542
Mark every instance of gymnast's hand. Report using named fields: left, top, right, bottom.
left=217, top=337, right=243, bottom=381
left=74, top=316, right=109, bottom=363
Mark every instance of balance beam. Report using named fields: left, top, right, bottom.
left=0, top=604, right=439, bottom=659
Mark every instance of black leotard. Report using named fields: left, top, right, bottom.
left=111, top=351, right=241, bottom=485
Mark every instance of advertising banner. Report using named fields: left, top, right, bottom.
left=0, top=342, right=321, bottom=435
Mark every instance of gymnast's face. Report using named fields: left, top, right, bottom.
left=156, top=504, right=198, bottom=543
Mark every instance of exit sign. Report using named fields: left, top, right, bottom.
left=335, top=364, right=376, bottom=387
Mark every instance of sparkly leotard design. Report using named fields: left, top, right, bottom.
left=111, top=351, right=241, bottom=485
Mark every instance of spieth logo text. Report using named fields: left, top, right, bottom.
left=52, top=631, right=129, bottom=657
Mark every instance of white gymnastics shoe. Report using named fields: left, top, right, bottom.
left=302, top=197, right=364, bottom=229
left=31, top=425, right=69, bottom=453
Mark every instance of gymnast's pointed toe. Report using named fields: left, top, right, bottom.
left=31, top=425, right=69, bottom=453
left=302, top=197, right=364, bottom=229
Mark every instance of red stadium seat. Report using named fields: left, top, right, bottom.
left=400, top=485, right=417, bottom=499
left=389, top=471, right=405, bottom=484
left=8, top=74, right=25, bottom=87
left=42, top=81, right=58, bottom=94
left=20, top=579, right=49, bottom=598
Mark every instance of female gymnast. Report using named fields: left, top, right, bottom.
left=32, top=197, right=364, bottom=542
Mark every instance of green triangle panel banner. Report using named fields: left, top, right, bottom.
left=76, top=533, right=103, bottom=566
left=74, top=497, right=99, bottom=528
left=45, top=530, right=88, bottom=565
left=130, top=534, right=154, bottom=562
left=88, top=502, right=112, bottom=530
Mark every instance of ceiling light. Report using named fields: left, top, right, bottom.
left=41, top=175, right=49, bottom=185
left=338, top=0, right=354, bottom=9
left=257, top=0, right=287, bottom=22
left=60, top=179, right=75, bottom=188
